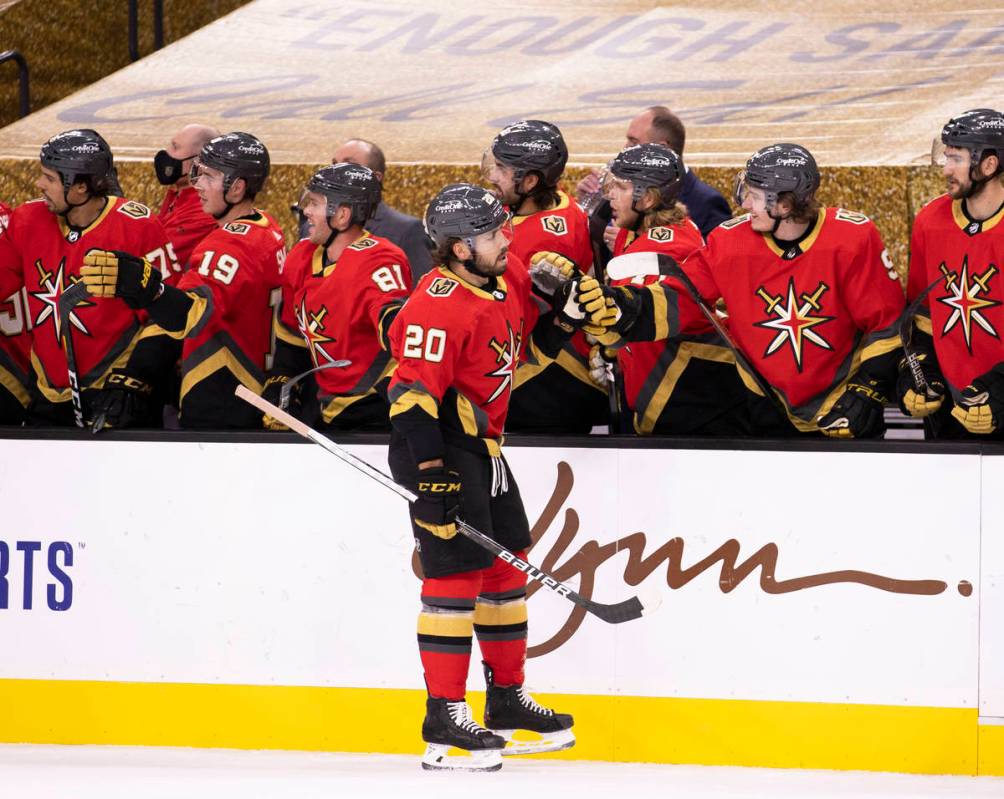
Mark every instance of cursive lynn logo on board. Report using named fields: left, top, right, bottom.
left=412, top=461, right=968, bottom=658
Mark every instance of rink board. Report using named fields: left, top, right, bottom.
left=0, top=436, right=1000, bottom=775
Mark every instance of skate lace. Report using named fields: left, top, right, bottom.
left=516, top=686, right=553, bottom=716
left=447, top=701, right=487, bottom=734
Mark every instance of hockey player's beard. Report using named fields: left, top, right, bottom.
left=946, top=177, right=967, bottom=200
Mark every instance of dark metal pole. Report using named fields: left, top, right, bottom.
left=128, top=0, right=140, bottom=61
left=153, top=0, right=164, bottom=50
left=0, top=50, right=30, bottom=118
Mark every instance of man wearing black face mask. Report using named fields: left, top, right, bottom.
left=155, top=124, right=219, bottom=283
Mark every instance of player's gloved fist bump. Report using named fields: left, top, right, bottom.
left=951, top=365, right=1004, bottom=435
left=528, top=251, right=579, bottom=297
left=588, top=344, right=617, bottom=388
left=816, top=379, right=887, bottom=439
left=896, top=352, right=945, bottom=418
left=261, top=375, right=291, bottom=431
left=90, top=370, right=153, bottom=429
left=413, top=467, right=463, bottom=540
left=81, top=248, right=164, bottom=309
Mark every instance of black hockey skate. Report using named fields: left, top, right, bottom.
left=421, top=696, right=505, bottom=772
left=483, top=662, right=575, bottom=756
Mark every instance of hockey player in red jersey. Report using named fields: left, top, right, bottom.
left=81, top=131, right=285, bottom=428
left=578, top=143, right=905, bottom=437
left=264, top=163, right=411, bottom=430
left=899, top=109, right=1004, bottom=439
left=598, top=144, right=748, bottom=435
left=0, top=129, right=179, bottom=428
left=387, top=184, right=574, bottom=771
left=0, top=200, right=32, bottom=424
left=481, top=120, right=607, bottom=433
left=154, top=123, right=220, bottom=285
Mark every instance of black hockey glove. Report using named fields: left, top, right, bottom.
left=90, top=370, right=154, bottom=430
left=553, top=276, right=611, bottom=331
left=951, top=364, right=1004, bottom=435
left=816, top=379, right=887, bottom=439
left=413, top=467, right=463, bottom=540
left=261, top=375, right=295, bottom=431
left=896, top=351, right=945, bottom=418
left=81, top=248, right=164, bottom=309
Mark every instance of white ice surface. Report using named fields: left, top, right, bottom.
left=1, top=744, right=1002, bottom=799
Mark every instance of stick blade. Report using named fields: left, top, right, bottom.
left=584, top=587, right=662, bottom=624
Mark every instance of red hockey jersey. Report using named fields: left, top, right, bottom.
left=0, top=201, right=32, bottom=410
left=681, top=207, right=904, bottom=429
left=176, top=211, right=285, bottom=414
left=157, top=185, right=217, bottom=285
left=906, top=194, right=1004, bottom=393
left=279, top=232, right=411, bottom=423
left=389, top=259, right=532, bottom=460
left=507, top=191, right=605, bottom=431
left=0, top=197, right=175, bottom=403
left=608, top=220, right=728, bottom=431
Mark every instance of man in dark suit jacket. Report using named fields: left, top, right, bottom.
left=578, top=106, right=732, bottom=270
left=296, top=138, right=434, bottom=280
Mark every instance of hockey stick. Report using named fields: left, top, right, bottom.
left=57, top=281, right=90, bottom=429
left=235, top=384, right=659, bottom=624
left=899, top=274, right=945, bottom=397
left=612, top=252, right=787, bottom=417
left=279, top=358, right=351, bottom=410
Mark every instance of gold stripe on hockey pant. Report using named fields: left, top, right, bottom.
left=417, top=606, right=474, bottom=655
left=473, top=594, right=528, bottom=642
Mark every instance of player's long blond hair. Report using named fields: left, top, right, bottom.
left=640, top=187, right=688, bottom=231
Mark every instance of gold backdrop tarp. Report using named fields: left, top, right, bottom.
left=0, top=0, right=251, bottom=130
left=0, top=0, right=1001, bottom=166
left=0, top=159, right=948, bottom=275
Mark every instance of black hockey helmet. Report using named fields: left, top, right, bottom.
left=306, top=163, right=382, bottom=228
left=424, top=183, right=509, bottom=250
left=733, top=143, right=819, bottom=211
left=39, top=129, right=114, bottom=194
left=192, top=131, right=270, bottom=198
left=935, top=108, right=1004, bottom=175
left=607, top=143, right=685, bottom=207
left=485, top=120, right=568, bottom=188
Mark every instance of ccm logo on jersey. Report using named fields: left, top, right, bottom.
left=223, top=222, right=251, bottom=235
left=647, top=227, right=673, bottom=242
left=427, top=277, right=458, bottom=297
left=542, top=215, right=567, bottom=236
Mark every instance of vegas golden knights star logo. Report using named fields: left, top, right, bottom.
left=936, top=256, right=1000, bottom=352
left=542, top=215, right=567, bottom=236
left=31, top=258, right=93, bottom=337
left=484, top=320, right=522, bottom=403
left=754, top=277, right=834, bottom=371
left=295, top=299, right=338, bottom=366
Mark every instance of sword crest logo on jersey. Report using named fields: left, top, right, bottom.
left=30, top=257, right=93, bottom=338
left=484, top=320, right=523, bottom=404
left=936, top=256, right=1000, bottom=352
left=295, top=297, right=339, bottom=366
left=541, top=215, right=567, bottom=236
left=753, top=277, right=834, bottom=371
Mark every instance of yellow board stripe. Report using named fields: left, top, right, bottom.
left=0, top=678, right=983, bottom=774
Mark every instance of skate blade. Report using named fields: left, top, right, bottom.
left=496, top=728, right=576, bottom=756
left=421, top=743, right=503, bottom=772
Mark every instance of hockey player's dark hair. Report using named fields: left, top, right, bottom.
left=519, top=177, right=561, bottom=215
left=646, top=106, right=686, bottom=156
left=775, top=191, right=821, bottom=225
